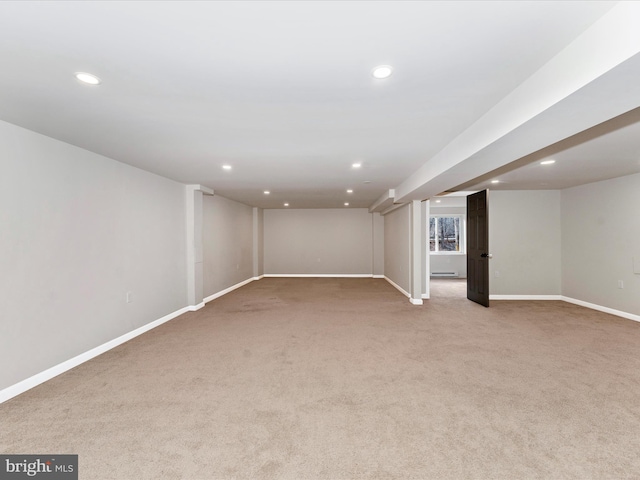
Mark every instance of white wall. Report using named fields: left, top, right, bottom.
left=431, top=255, right=467, bottom=278
left=202, top=195, right=254, bottom=297
left=489, top=190, right=562, bottom=295
left=253, top=207, right=264, bottom=278
left=384, top=204, right=411, bottom=294
left=373, top=212, right=384, bottom=276
left=562, top=173, right=640, bottom=315
left=422, top=201, right=430, bottom=298
left=263, top=208, right=374, bottom=275
left=0, top=120, right=187, bottom=391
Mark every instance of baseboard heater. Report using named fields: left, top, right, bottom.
left=430, top=272, right=459, bottom=278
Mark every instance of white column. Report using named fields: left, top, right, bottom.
left=422, top=200, right=430, bottom=300
left=372, top=212, right=385, bottom=277
left=410, top=200, right=424, bottom=305
left=186, top=184, right=213, bottom=309
left=252, top=207, right=264, bottom=279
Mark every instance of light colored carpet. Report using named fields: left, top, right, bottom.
left=429, top=277, right=467, bottom=298
left=2, top=278, right=640, bottom=479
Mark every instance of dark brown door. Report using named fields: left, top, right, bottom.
left=467, top=190, right=490, bottom=307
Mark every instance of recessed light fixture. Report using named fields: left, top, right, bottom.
left=284, top=203, right=289, bottom=207
left=363, top=180, right=371, bottom=184
left=222, top=165, right=232, bottom=170
left=352, top=163, right=362, bottom=169
left=491, top=180, right=500, bottom=184
left=344, top=202, right=350, bottom=206
left=75, top=72, right=101, bottom=85
left=372, top=65, right=393, bottom=79
left=435, top=200, right=441, bottom=203
left=263, top=190, right=270, bottom=195
left=540, top=159, right=556, bottom=165
left=347, top=189, right=353, bottom=193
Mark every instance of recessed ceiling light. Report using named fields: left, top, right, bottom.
left=347, top=189, right=353, bottom=193
left=540, top=160, right=556, bottom=165
left=284, top=203, right=289, bottom=207
left=491, top=180, right=500, bottom=184
left=344, top=202, right=350, bottom=206
left=263, top=191, right=270, bottom=195
left=352, top=163, right=362, bottom=169
left=222, top=165, right=232, bottom=170
left=372, top=65, right=393, bottom=79
left=75, top=72, right=101, bottom=85
left=363, top=180, right=371, bottom=184
left=435, top=200, right=441, bottom=203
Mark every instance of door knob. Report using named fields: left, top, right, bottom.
left=480, top=253, right=493, bottom=258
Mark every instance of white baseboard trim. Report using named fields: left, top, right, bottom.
left=490, top=295, right=562, bottom=300
left=11, top=280, right=633, bottom=406
left=203, top=277, right=257, bottom=304
left=384, top=276, right=410, bottom=298
left=421, top=293, right=430, bottom=299
left=561, top=296, right=640, bottom=323
left=489, top=294, right=639, bottom=323
left=1, top=277, right=264, bottom=404
left=384, top=276, right=421, bottom=305
left=253, top=275, right=264, bottom=281
left=264, top=274, right=374, bottom=278
left=373, top=275, right=385, bottom=279
left=0, top=305, right=192, bottom=404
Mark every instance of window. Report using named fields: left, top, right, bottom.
left=430, top=216, right=465, bottom=253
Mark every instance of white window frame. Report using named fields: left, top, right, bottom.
left=429, top=214, right=466, bottom=255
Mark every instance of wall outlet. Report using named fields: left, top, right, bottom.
left=617, top=280, right=624, bottom=289
left=494, top=271, right=500, bottom=277
left=126, top=291, right=133, bottom=303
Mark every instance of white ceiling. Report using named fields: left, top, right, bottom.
left=1, top=1, right=638, bottom=209
left=457, top=107, right=640, bottom=192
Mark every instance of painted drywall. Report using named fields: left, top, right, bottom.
left=253, top=207, right=264, bottom=277
left=202, top=195, right=254, bottom=297
left=186, top=186, right=209, bottom=306
left=373, top=212, right=384, bottom=276
left=430, top=205, right=467, bottom=278
left=409, top=201, right=425, bottom=302
left=422, top=201, right=430, bottom=298
left=489, top=190, right=562, bottom=295
left=431, top=255, right=467, bottom=278
left=430, top=206, right=466, bottom=216
left=562, top=173, right=640, bottom=315
left=0, top=120, right=187, bottom=391
left=384, top=204, right=411, bottom=294
left=263, top=208, right=373, bottom=275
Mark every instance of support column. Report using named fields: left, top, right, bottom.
left=372, top=212, right=384, bottom=277
left=410, top=200, right=424, bottom=305
left=422, top=200, right=430, bottom=301
left=186, top=184, right=213, bottom=310
left=252, top=207, right=264, bottom=279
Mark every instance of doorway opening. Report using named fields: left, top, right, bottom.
left=427, top=190, right=490, bottom=305
left=428, top=196, right=468, bottom=299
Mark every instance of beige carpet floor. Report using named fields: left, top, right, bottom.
left=2, top=278, right=640, bottom=479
